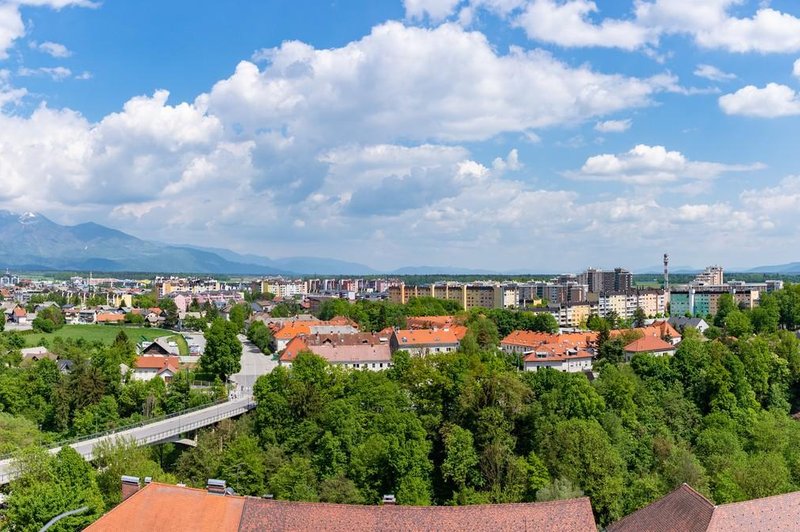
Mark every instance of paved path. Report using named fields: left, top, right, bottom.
left=0, top=397, right=255, bottom=485
left=230, top=334, right=278, bottom=393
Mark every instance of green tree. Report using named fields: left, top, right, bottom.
left=201, top=318, right=243, bottom=381
left=441, top=423, right=480, bottom=491
left=633, top=307, right=647, bottom=328
left=247, top=320, right=274, bottom=354
left=158, top=298, right=180, bottom=329
left=220, top=434, right=267, bottom=496
left=5, top=447, right=104, bottom=530
left=229, top=303, right=251, bottom=333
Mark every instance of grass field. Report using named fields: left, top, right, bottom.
left=24, top=324, right=181, bottom=350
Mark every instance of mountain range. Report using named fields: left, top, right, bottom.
left=0, top=211, right=501, bottom=276
left=2, top=211, right=798, bottom=276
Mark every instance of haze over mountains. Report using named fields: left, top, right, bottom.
left=0, top=211, right=491, bottom=275
left=1, top=211, right=798, bottom=276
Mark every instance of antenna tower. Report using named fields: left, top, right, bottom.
left=663, top=253, right=670, bottom=293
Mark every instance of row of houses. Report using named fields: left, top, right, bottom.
left=265, top=313, right=469, bottom=370
left=500, top=320, right=682, bottom=373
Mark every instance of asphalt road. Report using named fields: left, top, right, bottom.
left=230, top=334, right=278, bottom=393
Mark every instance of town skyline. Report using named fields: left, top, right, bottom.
left=1, top=1, right=800, bottom=270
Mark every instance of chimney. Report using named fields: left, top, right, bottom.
left=207, top=478, right=227, bottom=495
left=121, top=475, right=141, bottom=501
left=382, top=494, right=396, bottom=505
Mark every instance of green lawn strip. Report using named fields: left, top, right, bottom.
left=168, top=334, right=190, bottom=356
left=25, top=324, right=176, bottom=347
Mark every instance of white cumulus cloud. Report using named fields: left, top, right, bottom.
left=516, top=0, right=653, bottom=50
left=694, top=64, right=736, bottom=82
left=29, top=40, right=71, bottom=57
left=567, top=144, right=764, bottom=184
left=719, top=83, right=800, bottom=118
left=213, top=22, right=665, bottom=144
left=594, top=118, right=632, bottom=133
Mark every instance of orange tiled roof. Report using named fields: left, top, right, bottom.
left=393, top=329, right=461, bottom=346
left=12, top=307, right=26, bottom=317
left=97, top=313, right=125, bottom=322
left=280, top=336, right=310, bottom=362
left=624, top=336, right=675, bottom=353
left=86, top=483, right=245, bottom=532
left=274, top=322, right=315, bottom=339
left=502, top=331, right=598, bottom=351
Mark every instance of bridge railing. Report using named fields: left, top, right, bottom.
left=0, top=398, right=231, bottom=463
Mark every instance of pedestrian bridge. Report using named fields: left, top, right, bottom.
left=0, top=396, right=255, bottom=485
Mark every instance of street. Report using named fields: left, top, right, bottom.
left=230, top=334, right=278, bottom=393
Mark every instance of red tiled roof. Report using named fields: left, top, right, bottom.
left=12, top=307, right=26, bottom=317
left=86, top=483, right=245, bottom=532
left=624, top=336, right=675, bottom=353
left=134, top=356, right=180, bottom=370
left=607, top=484, right=714, bottom=532
left=238, top=497, right=597, bottom=532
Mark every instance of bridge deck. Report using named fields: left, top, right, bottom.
left=0, top=396, right=255, bottom=485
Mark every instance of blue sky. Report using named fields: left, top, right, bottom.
left=1, top=0, right=800, bottom=272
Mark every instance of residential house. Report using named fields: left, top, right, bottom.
left=668, top=316, right=710, bottom=334
left=500, top=330, right=597, bottom=373
left=10, top=306, right=27, bottom=324
left=86, top=479, right=597, bottom=532
left=20, top=346, right=58, bottom=364
left=77, top=309, right=97, bottom=324
left=56, top=359, right=75, bottom=374
left=279, top=332, right=394, bottom=369
left=523, top=348, right=594, bottom=373
left=97, top=312, right=126, bottom=324
left=132, top=356, right=180, bottom=382
left=501, top=331, right=598, bottom=357
left=281, top=342, right=393, bottom=370
left=623, top=336, right=676, bottom=361
left=140, top=338, right=178, bottom=356
left=272, top=319, right=359, bottom=351
left=390, top=329, right=462, bottom=356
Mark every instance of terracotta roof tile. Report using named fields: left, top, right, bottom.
left=607, top=484, right=714, bottom=532
left=134, top=356, right=180, bottom=370
left=86, top=483, right=245, bottom=532
left=707, top=490, right=800, bottom=531
left=624, top=336, right=675, bottom=353
left=393, top=329, right=461, bottom=346
left=239, top=497, right=597, bottom=532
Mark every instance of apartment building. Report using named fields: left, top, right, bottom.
left=578, top=267, right=633, bottom=294
left=387, top=283, right=517, bottom=310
